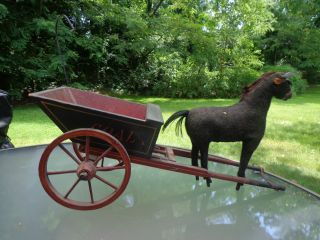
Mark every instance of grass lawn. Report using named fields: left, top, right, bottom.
left=8, top=86, right=320, bottom=194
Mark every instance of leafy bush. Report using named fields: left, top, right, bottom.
left=0, top=4, right=8, bottom=21
left=0, top=1, right=309, bottom=100
left=147, top=54, right=263, bottom=99
left=214, top=68, right=261, bottom=98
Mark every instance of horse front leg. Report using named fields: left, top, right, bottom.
left=200, top=143, right=211, bottom=187
left=191, top=144, right=200, bottom=180
left=236, top=139, right=261, bottom=191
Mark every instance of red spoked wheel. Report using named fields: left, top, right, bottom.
left=39, top=128, right=131, bottom=210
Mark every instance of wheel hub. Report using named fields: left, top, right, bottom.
left=77, top=161, right=96, bottom=180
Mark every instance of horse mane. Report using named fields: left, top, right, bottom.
left=240, top=72, right=275, bottom=101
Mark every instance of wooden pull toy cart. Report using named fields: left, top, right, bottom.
left=30, top=87, right=285, bottom=210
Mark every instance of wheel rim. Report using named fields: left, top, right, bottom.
left=39, top=129, right=131, bottom=210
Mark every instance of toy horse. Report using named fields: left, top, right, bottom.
left=162, top=72, right=293, bottom=190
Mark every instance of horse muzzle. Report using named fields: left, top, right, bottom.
left=283, top=91, right=292, bottom=100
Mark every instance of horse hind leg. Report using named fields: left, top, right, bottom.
left=191, top=144, right=200, bottom=180
left=200, top=143, right=212, bottom=187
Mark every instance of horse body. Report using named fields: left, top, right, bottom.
left=186, top=103, right=266, bottom=143
left=162, top=72, right=293, bottom=190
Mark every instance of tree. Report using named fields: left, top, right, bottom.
left=260, top=0, right=320, bottom=83
left=1, top=0, right=305, bottom=99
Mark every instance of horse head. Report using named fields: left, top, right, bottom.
left=270, top=72, right=293, bottom=100
left=241, top=72, right=293, bottom=101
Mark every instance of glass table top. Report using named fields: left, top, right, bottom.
left=0, top=145, right=319, bottom=240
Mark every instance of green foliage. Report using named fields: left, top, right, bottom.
left=0, top=4, right=8, bottom=21
left=66, top=82, right=92, bottom=91
left=0, top=1, right=79, bottom=99
left=260, top=0, right=320, bottom=84
left=0, top=0, right=313, bottom=99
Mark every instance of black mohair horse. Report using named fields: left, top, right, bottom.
left=162, top=72, right=293, bottom=190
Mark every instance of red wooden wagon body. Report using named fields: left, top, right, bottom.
left=30, top=87, right=163, bottom=158
left=30, top=87, right=285, bottom=210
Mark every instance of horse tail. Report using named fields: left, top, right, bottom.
left=162, top=110, right=189, bottom=136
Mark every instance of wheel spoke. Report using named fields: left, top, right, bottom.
left=93, top=146, right=113, bottom=165
left=85, top=136, right=91, bottom=161
left=47, top=169, right=77, bottom=175
left=64, top=178, right=81, bottom=199
left=72, top=143, right=85, bottom=162
left=88, top=180, right=94, bottom=203
left=59, top=144, right=81, bottom=165
left=95, top=175, right=118, bottom=190
left=96, top=165, right=125, bottom=172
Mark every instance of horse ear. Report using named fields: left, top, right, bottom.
left=281, top=72, right=294, bottom=79
left=273, top=77, right=284, bottom=85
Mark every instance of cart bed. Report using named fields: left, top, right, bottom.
left=29, top=87, right=163, bottom=158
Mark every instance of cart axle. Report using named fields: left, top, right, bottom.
left=77, top=161, right=96, bottom=181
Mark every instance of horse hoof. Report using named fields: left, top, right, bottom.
left=206, top=178, right=212, bottom=187
left=236, top=183, right=243, bottom=191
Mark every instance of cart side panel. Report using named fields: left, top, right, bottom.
left=40, top=101, right=161, bottom=158
left=31, top=87, right=147, bottom=121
